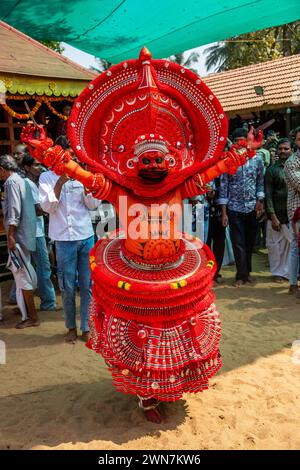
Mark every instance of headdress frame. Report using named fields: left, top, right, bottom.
left=68, top=49, right=228, bottom=196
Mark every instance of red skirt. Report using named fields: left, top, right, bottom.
left=87, top=233, right=222, bottom=402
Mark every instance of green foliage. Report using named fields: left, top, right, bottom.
left=39, top=41, right=64, bottom=54
left=92, top=58, right=112, bottom=73
left=205, top=21, right=300, bottom=72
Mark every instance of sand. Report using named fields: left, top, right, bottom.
left=0, top=250, right=300, bottom=450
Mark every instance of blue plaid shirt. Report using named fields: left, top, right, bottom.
left=217, top=155, right=265, bottom=213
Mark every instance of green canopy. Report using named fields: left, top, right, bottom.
left=1, top=0, right=300, bottom=61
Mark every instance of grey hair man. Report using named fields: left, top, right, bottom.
left=0, top=155, right=39, bottom=328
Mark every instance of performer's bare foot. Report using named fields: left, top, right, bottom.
left=145, top=406, right=163, bottom=423
left=138, top=397, right=162, bottom=424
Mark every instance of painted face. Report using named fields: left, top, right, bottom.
left=138, top=151, right=168, bottom=182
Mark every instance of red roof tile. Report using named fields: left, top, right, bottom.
left=0, top=21, right=96, bottom=81
left=203, top=54, right=300, bottom=113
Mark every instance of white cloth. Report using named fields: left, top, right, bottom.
left=266, top=220, right=291, bottom=278
left=26, top=178, right=45, bottom=237
left=222, top=226, right=235, bottom=266
left=39, top=171, right=100, bottom=241
left=6, top=244, right=37, bottom=321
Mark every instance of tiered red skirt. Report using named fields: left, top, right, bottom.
left=87, top=233, right=222, bottom=402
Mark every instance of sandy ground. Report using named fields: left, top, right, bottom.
left=0, top=250, right=300, bottom=450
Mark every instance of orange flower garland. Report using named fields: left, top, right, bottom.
left=4, top=95, right=74, bottom=102
left=43, top=97, right=69, bottom=120
left=1, top=95, right=75, bottom=120
left=1, top=100, right=42, bottom=120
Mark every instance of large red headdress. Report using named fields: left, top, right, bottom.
left=68, top=47, right=228, bottom=196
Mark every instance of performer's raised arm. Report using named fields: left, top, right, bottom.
left=181, top=127, right=263, bottom=199
left=21, top=123, right=114, bottom=202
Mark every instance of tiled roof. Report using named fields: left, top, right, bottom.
left=0, top=21, right=96, bottom=80
left=203, top=54, right=300, bottom=114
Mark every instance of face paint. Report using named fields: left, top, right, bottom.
left=138, top=151, right=168, bottom=182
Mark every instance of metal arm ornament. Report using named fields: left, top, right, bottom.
left=21, top=124, right=109, bottom=198
left=185, top=128, right=263, bottom=197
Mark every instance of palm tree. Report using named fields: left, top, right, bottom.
left=168, top=51, right=200, bottom=74
left=91, top=58, right=112, bottom=73
left=205, top=21, right=300, bottom=72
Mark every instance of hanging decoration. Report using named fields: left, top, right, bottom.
left=1, top=101, right=42, bottom=120
left=43, top=97, right=69, bottom=120
left=0, top=95, right=75, bottom=120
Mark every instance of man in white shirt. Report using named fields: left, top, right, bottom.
left=22, top=154, right=56, bottom=311
left=39, top=169, right=99, bottom=343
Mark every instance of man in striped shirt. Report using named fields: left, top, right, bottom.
left=284, top=126, right=300, bottom=295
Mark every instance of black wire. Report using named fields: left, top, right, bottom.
left=75, top=0, right=127, bottom=39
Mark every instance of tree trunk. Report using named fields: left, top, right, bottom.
left=282, top=24, right=293, bottom=56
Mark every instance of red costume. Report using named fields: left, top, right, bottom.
left=22, top=48, right=261, bottom=418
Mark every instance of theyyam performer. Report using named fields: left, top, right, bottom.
left=22, top=47, right=262, bottom=423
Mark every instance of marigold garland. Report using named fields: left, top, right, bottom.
left=1, top=101, right=42, bottom=120
left=43, top=97, right=69, bottom=120
left=1, top=95, right=75, bottom=120
left=4, top=94, right=75, bottom=102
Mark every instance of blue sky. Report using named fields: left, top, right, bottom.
left=62, top=42, right=212, bottom=76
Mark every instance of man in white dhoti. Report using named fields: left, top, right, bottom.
left=265, top=139, right=293, bottom=282
left=7, top=243, right=37, bottom=321
left=0, top=155, right=40, bottom=328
